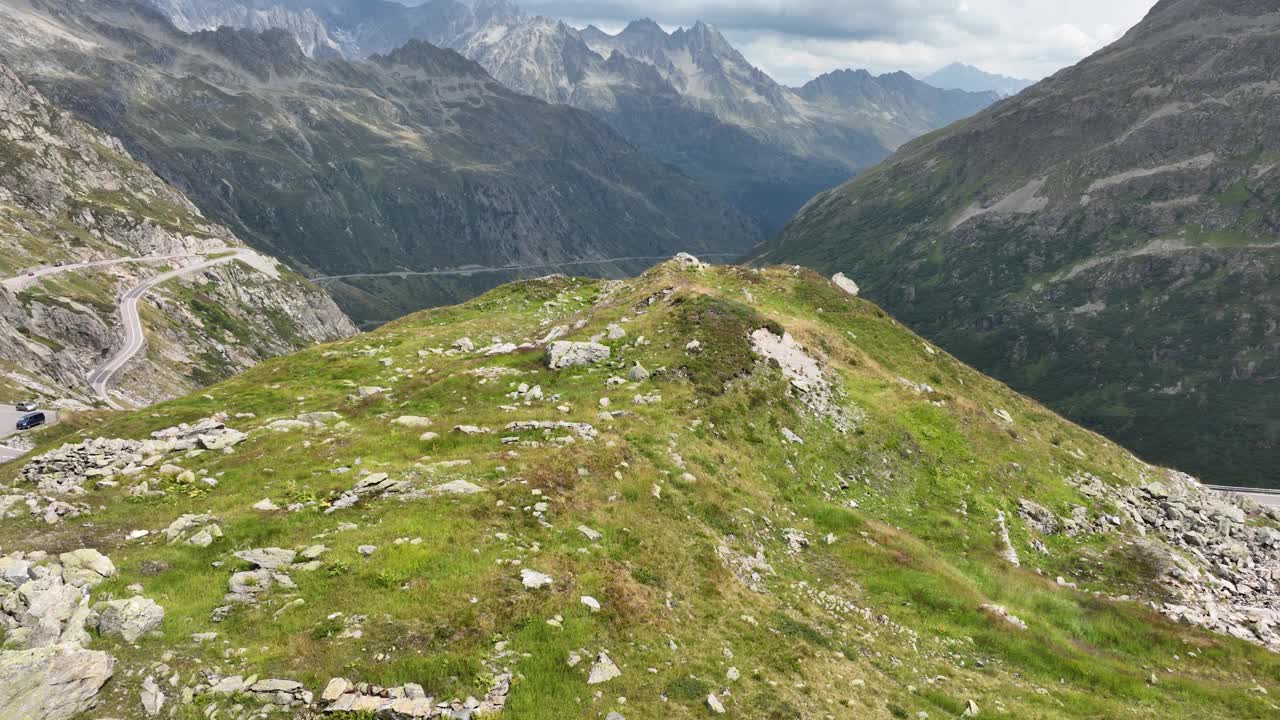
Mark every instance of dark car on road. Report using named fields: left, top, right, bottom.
left=15, top=401, right=37, bottom=412
left=16, top=412, right=45, bottom=430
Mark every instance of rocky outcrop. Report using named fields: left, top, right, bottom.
left=1022, top=469, right=1280, bottom=652
left=0, top=548, right=154, bottom=719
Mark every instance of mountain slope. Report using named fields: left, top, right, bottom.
left=761, top=0, right=1280, bottom=487
left=924, top=63, right=1033, bottom=96
left=0, top=0, right=758, bottom=328
left=143, top=1, right=1000, bottom=235
left=1, top=258, right=1278, bottom=719
left=0, top=63, right=353, bottom=409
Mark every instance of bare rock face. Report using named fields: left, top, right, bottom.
left=0, top=643, right=114, bottom=720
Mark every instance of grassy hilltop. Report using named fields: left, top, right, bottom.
left=3, top=259, right=1278, bottom=719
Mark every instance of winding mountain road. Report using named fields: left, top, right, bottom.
left=86, top=251, right=248, bottom=408
left=2, top=253, right=204, bottom=292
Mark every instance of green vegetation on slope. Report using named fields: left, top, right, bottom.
left=3, top=262, right=1277, bottom=719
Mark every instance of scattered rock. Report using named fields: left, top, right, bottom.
left=587, top=652, right=621, bottom=684
left=521, top=569, right=553, bottom=589
left=979, top=604, right=1027, bottom=631
left=140, top=675, right=164, bottom=716
left=233, top=548, right=297, bottom=570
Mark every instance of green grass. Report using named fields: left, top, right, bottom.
left=2, top=262, right=1277, bottom=719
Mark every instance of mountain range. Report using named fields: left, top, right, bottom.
left=0, top=62, right=353, bottom=409
left=143, top=0, right=1001, bottom=235
left=0, top=0, right=760, bottom=328
left=762, top=0, right=1280, bottom=487
left=924, top=62, right=1033, bottom=97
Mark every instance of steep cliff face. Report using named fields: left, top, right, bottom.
left=0, top=0, right=758, bottom=328
left=763, top=0, right=1280, bottom=486
left=0, top=63, right=354, bottom=407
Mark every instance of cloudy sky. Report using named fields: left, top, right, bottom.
left=513, top=0, right=1160, bottom=85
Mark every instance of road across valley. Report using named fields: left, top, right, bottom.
left=86, top=251, right=249, bottom=408
left=312, top=253, right=743, bottom=282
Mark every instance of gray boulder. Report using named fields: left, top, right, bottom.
left=1, top=576, right=88, bottom=648
left=233, top=548, right=297, bottom=570
left=0, top=643, right=114, bottom=720
left=545, top=341, right=610, bottom=369
left=58, top=549, right=116, bottom=588
left=97, top=596, right=165, bottom=643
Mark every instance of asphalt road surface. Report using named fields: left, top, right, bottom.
left=0, top=403, right=49, bottom=462
left=87, top=251, right=247, bottom=408
left=3, top=253, right=203, bottom=292
left=1208, top=485, right=1280, bottom=508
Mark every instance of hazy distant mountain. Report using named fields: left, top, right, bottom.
left=0, top=0, right=758, bottom=327
left=763, top=0, right=1280, bottom=486
left=924, top=62, right=1032, bottom=97
left=144, top=1, right=1000, bottom=235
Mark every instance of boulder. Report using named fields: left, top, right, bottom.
left=627, top=363, right=650, bottom=382
left=97, top=596, right=165, bottom=643
left=58, top=549, right=116, bottom=588
left=141, top=674, right=164, bottom=716
left=0, top=643, right=114, bottom=720
left=586, top=652, right=621, bottom=684
left=673, top=252, right=707, bottom=269
left=831, top=272, right=860, bottom=296
left=520, top=569, right=553, bottom=589
left=545, top=341, right=610, bottom=369
left=233, top=548, right=297, bottom=570
left=2, top=576, right=87, bottom=648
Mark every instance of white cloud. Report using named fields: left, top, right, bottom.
left=520, top=0, right=1158, bottom=84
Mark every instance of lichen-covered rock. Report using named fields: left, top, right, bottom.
left=0, top=643, right=114, bottom=720
left=96, top=596, right=165, bottom=643
left=545, top=341, right=610, bottom=369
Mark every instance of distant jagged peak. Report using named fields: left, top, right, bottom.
left=618, top=17, right=668, bottom=38
left=672, top=19, right=737, bottom=55
left=372, top=37, right=493, bottom=81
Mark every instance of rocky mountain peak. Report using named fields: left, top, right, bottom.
left=619, top=17, right=667, bottom=38
left=672, top=19, right=741, bottom=61
left=373, top=37, right=492, bottom=80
